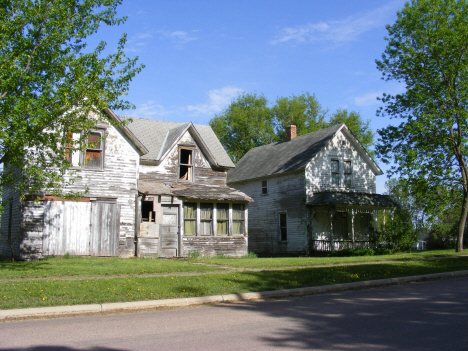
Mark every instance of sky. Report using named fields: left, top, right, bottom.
left=93, top=0, right=407, bottom=193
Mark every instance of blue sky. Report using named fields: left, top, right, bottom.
left=97, top=0, right=407, bottom=193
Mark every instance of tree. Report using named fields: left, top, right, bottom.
left=0, top=0, right=143, bottom=196
left=209, top=93, right=276, bottom=163
left=272, top=93, right=327, bottom=140
left=329, top=109, right=374, bottom=153
left=375, top=0, right=468, bottom=251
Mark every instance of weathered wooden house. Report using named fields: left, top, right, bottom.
left=227, top=124, right=396, bottom=256
left=0, top=110, right=251, bottom=260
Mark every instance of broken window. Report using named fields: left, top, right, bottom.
left=331, top=159, right=340, bottom=186
left=200, top=203, right=213, bottom=235
left=141, top=200, right=154, bottom=222
left=344, top=160, right=352, bottom=187
left=217, top=203, right=229, bottom=235
left=85, top=131, right=103, bottom=169
left=232, top=204, right=245, bottom=235
left=261, top=180, right=268, bottom=195
left=183, top=202, right=196, bottom=235
left=179, top=149, right=193, bottom=181
left=64, top=130, right=104, bottom=169
left=279, top=212, right=287, bottom=241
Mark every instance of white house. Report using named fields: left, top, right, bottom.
left=227, top=124, right=396, bottom=256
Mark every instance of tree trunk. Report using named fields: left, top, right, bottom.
left=456, top=189, right=468, bottom=252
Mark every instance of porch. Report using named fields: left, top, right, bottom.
left=307, top=192, right=398, bottom=252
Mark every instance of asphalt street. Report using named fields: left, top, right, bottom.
left=1, top=277, right=467, bottom=351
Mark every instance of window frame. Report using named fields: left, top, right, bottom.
left=261, top=180, right=268, bottom=195
left=331, top=159, right=340, bottom=187
left=343, top=159, right=352, bottom=188
left=279, top=212, right=288, bottom=242
left=84, top=129, right=105, bottom=170
left=64, top=129, right=105, bottom=170
left=179, top=147, right=194, bottom=182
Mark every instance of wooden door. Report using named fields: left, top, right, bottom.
left=90, top=201, right=120, bottom=256
left=159, top=205, right=179, bottom=257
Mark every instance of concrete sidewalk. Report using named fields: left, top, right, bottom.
left=2, top=270, right=467, bottom=321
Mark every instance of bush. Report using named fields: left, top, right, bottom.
left=374, top=247, right=392, bottom=255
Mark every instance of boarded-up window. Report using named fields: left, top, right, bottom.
left=344, top=160, right=352, bottom=187
left=331, top=159, right=340, bottom=186
left=233, top=204, right=245, bottom=235
left=261, top=180, right=268, bottom=195
left=279, top=213, right=287, bottom=241
left=85, top=131, right=103, bottom=169
left=184, top=202, right=196, bottom=235
left=179, top=149, right=193, bottom=181
left=217, top=203, right=229, bottom=235
left=200, top=203, right=213, bottom=235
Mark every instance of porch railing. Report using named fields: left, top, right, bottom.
left=311, top=240, right=377, bottom=252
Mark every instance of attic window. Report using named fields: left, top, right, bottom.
left=179, top=149, right=193, bottom=181
left=331, top=159, right=340, bottom=186
left=344, top=160, right=352, bottom=187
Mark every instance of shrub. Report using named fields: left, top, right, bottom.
left=374, top=247, right=392, bottom=255
left=426, top=223, right=456, bottom=250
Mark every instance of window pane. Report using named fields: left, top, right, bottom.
left=217, top=221, right=228, bottom=235
left=232, top=204, right=244, bottom=220
left=200, top=221, right=212, bottom=235
left=344, top=160, right=351, bottom=173
left=233, top=220, right=244, bottom=235
left=200, top=203, right=212, bottom=220
left=184, top=221, right=195, bottom=235
left=217, top=203, right=228, bottom=220
left=331, top=160, right=339, bottom=172
left=184, top=203, right=196, bottom=219
left=344, top=174, right=351, bottom=187
left=332, top=172, right=340, bottom=186
left=88, top=132, right=101, bottom=149
left=85, top=150, right=101, bottom=168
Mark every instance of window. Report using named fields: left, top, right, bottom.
left=179, top=149, right=193, bottom=181
left=183, top=202, right=196, bottom=235
left=344, top=160, right=352, bottom=187
left=216, top=203, right=229, bottom=235
left=141, top=200, right=154, bottom=222
left=279, top=213, right=287, bottom=241
left=232, top=204, right=245, bottom=235
left=85, top=131, right=104, bottom=169
left=331, top=159, right=340, bottom=186
left=261, top=180, right=268, bottom=195
left=64, top=130, right=104, bottom=169
left=200, top=203, right=213, bottom=235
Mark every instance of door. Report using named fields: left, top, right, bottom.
left=159, top=205, right=179, bottom=257
left=90, top=201, right=120, bottom=256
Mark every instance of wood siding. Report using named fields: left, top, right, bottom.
left=183, top=236, right=247, bottom=257
left=231, top=172, right=307, bottom=256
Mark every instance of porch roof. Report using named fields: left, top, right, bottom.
left=307, top=192, right=398, bottom=209
left=138, top=181, right=253, bottom=202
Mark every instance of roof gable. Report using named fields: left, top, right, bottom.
left=227, top=124, right=382, bottom=183
left=118, top=116, right=235, bottom=168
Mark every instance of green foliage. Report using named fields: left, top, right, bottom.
left=0, top=0, right=144, bottom=196
left=376, top=0, right=468, bottom=251
left=209, top=93, right=276, bottom=162
left=273, top=92, right=328, bottom=140
left=377, top=208, right=417, bottom=252
left=426, top=223, right=456, bottom=250
left=210, top=92, right=373, bottom=161
left=329, top=109, right=374, bottom=153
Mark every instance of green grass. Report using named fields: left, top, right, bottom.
left=0, top=256, right=222, bottom=279
left=1, top=255, right=467, bottom=310
left=189, top=249, right=467, bottom=268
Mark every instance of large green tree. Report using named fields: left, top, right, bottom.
left=209, top=93, right=276, bottom=163
left=376, top=0, right=468, bottom=251
left=0, top=0, right=143, bottom=195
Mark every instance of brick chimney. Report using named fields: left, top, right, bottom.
left=286, top=125, right=297, bottom=141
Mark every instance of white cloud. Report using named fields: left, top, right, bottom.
left=354, top=92, right=382, bottom=107
left=187, top=87, right=243, bottom=115
left=271, top=1, right=402, bottom=46
left=132, top=100, right=172, bottom=118
left=162, top=30, right=198, bottom=44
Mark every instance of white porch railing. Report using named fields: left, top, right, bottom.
left=311, top=240, right=377, bottom=252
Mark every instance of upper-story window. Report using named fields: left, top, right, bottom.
left=261, top=180, right=268, bottom=195
left=179, top=149, right=193, bottom=181
left=344, top=160, right=352, bottom=187
left=331, top=159, right=340, bottom=186
left=65, top=129, right=105, bottom=170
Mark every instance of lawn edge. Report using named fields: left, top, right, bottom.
left=2, top=270, right=467, bottom=321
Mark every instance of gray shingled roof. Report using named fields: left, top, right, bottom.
left=119, top=116, right=235, bottom=168
left=227, top=124, right=343, bottom=183
left=139, top=181, right=253, bottom=202
left=307, top=192, right=398, bottom=208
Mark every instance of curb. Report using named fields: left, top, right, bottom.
left=2, top=270, right=468, bottom=320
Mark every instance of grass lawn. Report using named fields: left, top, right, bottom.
left=189, top=249, right=467, bottom=268
left=0, top=256, right=222, bottom=279
left=1, top=252, right=467, bottom=310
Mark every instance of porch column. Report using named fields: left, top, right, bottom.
left=329, top=210, right=334, bottom=252
left=383, top=209, right=386, bottom=230
left=351, top=209, right=355, bottom=250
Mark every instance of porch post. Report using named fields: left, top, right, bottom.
left=351, top=209, right=355, bottom=250
left=329, top=210, right=334, bottom=252
left=383, top=209, right=386, bottom=230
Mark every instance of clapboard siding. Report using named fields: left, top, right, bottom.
left=231, top=172, right=307, bottom=256
left=183, top=236, right=247, bottom=257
